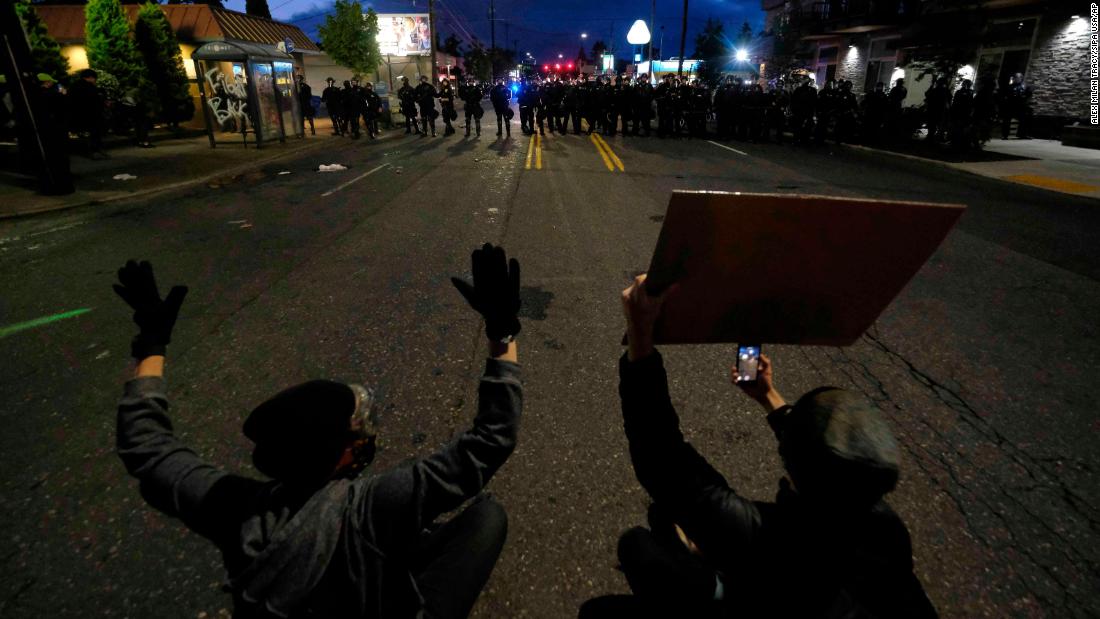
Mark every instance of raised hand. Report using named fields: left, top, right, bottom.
left=112, top=260, right=188, bottom=359
left=451, top=243, right=522, bottom=341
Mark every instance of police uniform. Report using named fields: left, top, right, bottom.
left=397, top=79, right=420, bottom=134
left=459, top=80, right=484, bottom=137
left=322, top=79, right=345, bottom=135
left=439, top=80, right=457, bottom=136
left=415, top=79, right=439, bottom=137
left=490, top=81, right=512, bottom=137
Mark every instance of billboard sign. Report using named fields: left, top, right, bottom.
left=376, top=14, right=432, bottom=56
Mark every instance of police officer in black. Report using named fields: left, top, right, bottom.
left=397, top=77, right=420, bottom=135
left=563, top=78, right=582, bottom=135
left=887, top=78, right=907, bottom=141
left=582, top=75, right=600, bottom=135
left=460, top=78, right=484, bottom=138
left=518, top=78, right=535, bottom=135
left=415, top=75, right=439, bottom=137
left=322, top=77, right=344, bottom=136
left=655, top=75, right=674, bottom=137
left=439, top=77, right=457, bottom=136
left=343, top=79, right=363, bottom=139
left=490, top=78, right=512, bottom=137
left=790, top=78, right=817, bottom=144
left=860, top=81, right=888, bottom=144
left=362, top=82, right=382, bottom=139
left=532, top=79, right=548, bottom=136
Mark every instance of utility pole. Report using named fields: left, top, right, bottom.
left=648, top=0, right=655, bottom=69
left=677, top=0, right=688, bottom=77
left=490, top=0, right=496, bottom=51
left=428, top=0, right=438, bottom=84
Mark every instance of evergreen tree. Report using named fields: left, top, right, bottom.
left=85, top=0, right=147, bottom=92
left=590, top=40, right=607, bottom=61
left=693, top=17, right=726, bottom=86
left=318, top=1, right=381, bottom=78
left=14, top=0, right=70, bottom=80
left=246, top=0, right=271, bottom=19
left=576, top=46, right=588, bottom=66
left=441, top=33, right=463, bottom=57
left=134, top=2, right=194, bottom=126
left=463, top=40, right=491, bottom=81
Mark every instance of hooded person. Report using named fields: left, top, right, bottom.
left=113, top=246, right=525, bottom=618
left=579, top=274, right=938, bottom=619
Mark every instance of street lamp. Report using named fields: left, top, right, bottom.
left=735, top=48, right=749, bottom=62
left=581, top=32, right=588, bottom=39
left=558, top=53, right=564, bottom=59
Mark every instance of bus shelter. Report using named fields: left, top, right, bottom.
left=192, top=41, right=302, bottom=148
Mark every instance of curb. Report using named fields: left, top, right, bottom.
left=1, top=137, right=335, bottom=221
left=842, top=142, right=1100, bottom=201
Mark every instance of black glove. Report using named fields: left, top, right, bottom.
left=112, top=260, right=188, bottom=360
left=451, top=243, right=521, bottom=341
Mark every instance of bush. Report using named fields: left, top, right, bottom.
left=14, top=0, right=69, bottom=81
left=134, top=3, right=194, bottom=125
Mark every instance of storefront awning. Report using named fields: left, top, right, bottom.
left=192, top=40, right=292, bottom=62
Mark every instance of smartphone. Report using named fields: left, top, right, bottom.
left=736, top=345, right=761, bottom=384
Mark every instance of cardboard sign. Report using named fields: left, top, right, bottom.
left=644, top=191, right=965, bottom=346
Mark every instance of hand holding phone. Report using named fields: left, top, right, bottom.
left=735, top=345, right=761, bottom=384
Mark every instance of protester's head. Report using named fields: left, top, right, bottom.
left=365, top=81, right=373, bottom=90
left=343, top=80, right=352, bottom=89
left=961, top=79, right=973, bottom=90
left=244, top=380, right=381, bottom=486
left=420, top=75, right=429, bottom=83
left=79, top=68, right=98, bottom=83
left=874, top=81, right=885, bottom=93
left=327, top=77, right=335, bottom=84
left=772, top=387, right=899, bottom=512
left=895, top=78, right=905, bottom=88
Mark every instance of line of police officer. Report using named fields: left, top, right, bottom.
left=320, top=70, right=1027, bottom=153
left=320, top=76, right=383, bottom=140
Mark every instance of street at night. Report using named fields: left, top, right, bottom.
left=2, top=120, right=1099, bottom=617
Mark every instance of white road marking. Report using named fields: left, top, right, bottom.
left=707, top=140, right=748, bottom=156
left=322, top=163, right=391, bottom=197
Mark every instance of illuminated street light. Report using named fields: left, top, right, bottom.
left=581, top=32, right=588, bottom=39
left=627, top=19, right=651, bottom=45
left=558, top=53, right=564, bottom=59
left=735, top=48, right=749, bottom=62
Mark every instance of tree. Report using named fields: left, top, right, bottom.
left=576, top=46, right=588, bottom=66
left=134, top=2, right=193, bottom=126
left=463, top=40, right=491, bottom=81
left=85, top=0, right=148, bottom=92
left=318, top=1, right=381, bottom=78
left=692, top=17, right=726, bottom=86
left=440, top=33, right=463, bottom=57
left=590, top=40, right=607, bottom=62
left=13, top=0, right=69, bottom=81
left=737, top=21, right=752, bottom=48
left=245, top=0, right=271, bottom=19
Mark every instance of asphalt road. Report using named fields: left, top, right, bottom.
left=2, top=117, right=1098, bottom=618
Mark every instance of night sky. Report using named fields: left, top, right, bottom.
left=222, top=0, right=764, bottom=65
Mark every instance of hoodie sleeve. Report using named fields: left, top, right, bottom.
left=619, top=351, right=763, bottom=556
left=117, top=377, right=262, bottom=541
left=354, top=358, right=522, bottom=555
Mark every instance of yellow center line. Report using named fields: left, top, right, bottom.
left=590, top=134, right=614, bottom=171
left=1002, top=174, right=1100, bottom=193
left=536, top=132, right=543, bottom=170
left=525, top=134, right=534, bottom=170
left=594, top=134, right=625, bottom=172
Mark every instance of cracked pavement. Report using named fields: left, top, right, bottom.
left=1, top=131, right=1098, bottom=617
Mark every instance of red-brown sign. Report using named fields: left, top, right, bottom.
left=644, top=191, right=965, bottom=345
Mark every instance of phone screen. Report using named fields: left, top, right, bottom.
left=737, top=345, right=760, bottom=383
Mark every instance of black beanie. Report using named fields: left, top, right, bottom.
left=778, top=388, right=900, bottom=508
left=244, top=380, right=356, bottom=482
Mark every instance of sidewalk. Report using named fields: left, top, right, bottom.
left=0, top=118, right=338, bottom=219
left=851, top=137, right=1100, bottom=200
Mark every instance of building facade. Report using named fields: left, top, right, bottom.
left=759, top=0, right=1091, bottom=130
left=36, top=4, right=320, bottom=129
